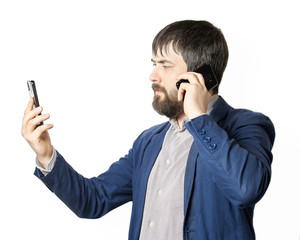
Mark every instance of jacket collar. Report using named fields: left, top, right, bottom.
left=210, top=96, right=232, bottom=124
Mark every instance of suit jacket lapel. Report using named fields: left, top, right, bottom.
left=184, top=142, right=199, bottom=216
left=210, top=95, right=231, bottom=123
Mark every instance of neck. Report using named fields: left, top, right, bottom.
left=176, top=114, right=186, bottom=129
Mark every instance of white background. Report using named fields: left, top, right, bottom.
left=0, top=0, right=299, bottom=239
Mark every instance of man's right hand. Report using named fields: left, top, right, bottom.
left=21, top=98, right=54, bottom=169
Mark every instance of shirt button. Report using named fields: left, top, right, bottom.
left=177, top=132, right=181, bottom=136
left=158, top=190, right=163, bottom=195
left=166, top=159, right=171, bottom=165
left=149, top=221, right=154, bottom=227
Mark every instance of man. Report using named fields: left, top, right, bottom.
left=22, top=20, right=275, bottom=239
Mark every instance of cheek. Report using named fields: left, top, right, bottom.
left=165, top=83, right=179, bottom=101
left=163, top=76, right=178, bottom=91
left=168, top=87, right=179, bottom=101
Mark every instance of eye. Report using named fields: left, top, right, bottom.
left=162, top=65, right=171, bottom=69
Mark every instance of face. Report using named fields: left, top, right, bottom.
left=150, top=46, right=187, bottom=119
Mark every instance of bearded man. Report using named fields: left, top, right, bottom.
left=22, top=20, right=275, bottom=240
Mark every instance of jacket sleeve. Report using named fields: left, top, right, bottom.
left=34, top=149, right=133, bottom=219
left=185, top=112, right=275, bottom=208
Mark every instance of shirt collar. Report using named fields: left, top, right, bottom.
left=169, top=117, right=189, bottom=131
left=207, top=94, right=219, bottom=115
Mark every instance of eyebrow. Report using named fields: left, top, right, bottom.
left=151, top=58, right=175, bottom=65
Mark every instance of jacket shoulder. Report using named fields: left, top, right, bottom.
left=225, top=107, right=275, bottom=146
left=229, top=107, right=271, bottom=124
left=213, top=97, right=275, bottom=145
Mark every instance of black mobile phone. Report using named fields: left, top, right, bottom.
left=27, top=80, right=43, bottom=126
left=176, top=64, right=218, bottom=97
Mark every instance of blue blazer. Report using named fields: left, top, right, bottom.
left=35, top=96, right=275, bottom=239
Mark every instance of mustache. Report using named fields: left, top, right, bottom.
left=152, top=83, right=166, bottom=92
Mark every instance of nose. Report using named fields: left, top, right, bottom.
left=149, top=67, right=161, bottom=83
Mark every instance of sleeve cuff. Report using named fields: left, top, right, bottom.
left=35, top=147, right=57, bottom=176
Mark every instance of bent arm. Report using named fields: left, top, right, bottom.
left=35, top=150, right=133, bottom=218
left=186, top=113, right=275, bottom=207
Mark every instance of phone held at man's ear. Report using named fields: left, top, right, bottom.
left=176, top=64, right=218, bottom=100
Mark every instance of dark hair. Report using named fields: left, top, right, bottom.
left=152, top=20, right=229, bottom=94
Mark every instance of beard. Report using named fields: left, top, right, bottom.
left=152, top=83, right=184, bottom=120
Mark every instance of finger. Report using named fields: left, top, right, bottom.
left=33, top=123, right=54, bottom=137
left=22, top=107, right=44, bottom=136
left=30, top=114, right=50, bottom=128
left=24, top=97, right=34, bottom=115
left=194, top=73, right=206, bottom=87
left=177, top=82, right=190, bottom=101
left=177, top=73, right=201, bottom=87
left=23, top=106, right=43, bottom=125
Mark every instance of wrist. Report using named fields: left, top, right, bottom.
left=37, top=146, right=53, bottom=169
left=187, top=110, right=207, bottom=120
left=189, top=113, right=207, bottom=121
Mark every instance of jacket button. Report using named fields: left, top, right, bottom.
left=203, top=136, right=211, bottom=143
left=199, top=129, right=206, bottom=135
left=209, top=143, right=217, bottom=150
